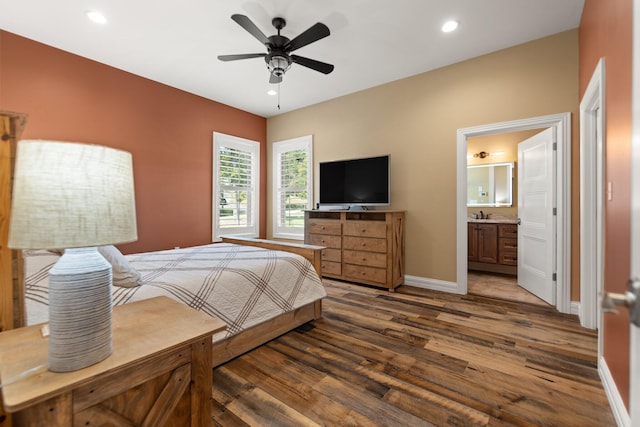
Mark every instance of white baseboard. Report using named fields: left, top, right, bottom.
left=599, top=357, right=630, bottom=427
left=571, top=301, right=580, bottom=317
left=404, top=275, right=463, bottom=294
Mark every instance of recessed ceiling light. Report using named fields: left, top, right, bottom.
left=86, top=10, right=107, bottom=24
left=441, top=20, right=459, bottom=33
left=267, top=90, right=277, bottom=96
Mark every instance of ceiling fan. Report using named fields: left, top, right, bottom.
left=218, top=14, right=334, bottom=84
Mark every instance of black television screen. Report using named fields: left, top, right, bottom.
left=319, top=155, right=390, bottom=207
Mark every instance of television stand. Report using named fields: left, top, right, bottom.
left=304, top=210, right=405, bottom=291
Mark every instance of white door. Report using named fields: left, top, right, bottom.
left=517, top=128, right=555, bottom=304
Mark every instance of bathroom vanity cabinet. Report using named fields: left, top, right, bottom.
left=468, top=221, right=517, bottom=275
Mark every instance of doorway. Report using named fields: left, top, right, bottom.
left=579, top=58, right=605, bottom=332
left=456, top=113, right=572, bottom=314
left=466, top=128, right=554, bottom=306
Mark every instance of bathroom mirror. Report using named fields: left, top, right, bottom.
left=467, top=162, right=514, bottom=207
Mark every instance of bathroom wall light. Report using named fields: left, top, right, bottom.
left=473, top=151, right=505, bottom=159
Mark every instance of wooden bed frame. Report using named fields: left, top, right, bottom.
left=213, top=236, right=325, bottom=366
left=0, top=111, right=326, bottom=369
left=11, top=237, right=325, bottom=370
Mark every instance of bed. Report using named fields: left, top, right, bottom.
left=22, top=236, right=326, bottom=367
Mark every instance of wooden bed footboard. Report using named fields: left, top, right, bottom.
left=213, top=237, right=326, bottom=366
left=220, top=236, right=325, bottom=277
left=210, top=299, right=321, bottom=367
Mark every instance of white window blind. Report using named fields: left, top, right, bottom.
left=272, top=135, right=312, bottom=239
left=213, top=132, right=260, bottom=240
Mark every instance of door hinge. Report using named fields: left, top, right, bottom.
left=553, top=207, right=557, bottom=216
left=552, top=273, right=557, bottom=281
left=553, top=142, right=557, bottom=151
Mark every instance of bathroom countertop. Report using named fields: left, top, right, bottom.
left=467, top=218, right=519, bottom=224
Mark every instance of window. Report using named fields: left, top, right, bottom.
left=272, top=135, right=312, bottom=239
left=212, top=132, right=260, bottom=240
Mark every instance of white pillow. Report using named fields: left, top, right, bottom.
left=98, top=245, right=142, bottom=288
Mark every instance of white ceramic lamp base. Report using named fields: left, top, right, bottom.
left=48, top=247, right=113, bottom=372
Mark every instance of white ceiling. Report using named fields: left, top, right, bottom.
left=0, top=0, right=585, bottom=118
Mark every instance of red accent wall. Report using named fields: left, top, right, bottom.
left=0, top=31, right=267, bottom=254
left=579, top=0, right=632, bottom=408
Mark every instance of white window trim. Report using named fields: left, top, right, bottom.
left=212, top=132, right=260, bottom=241
left=272, top=135, right=313, bottom=240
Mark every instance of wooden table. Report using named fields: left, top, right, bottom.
left=0, top=296, right=226, bottom=426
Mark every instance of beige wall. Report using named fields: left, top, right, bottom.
left=267, top=30, right=579, bottom=287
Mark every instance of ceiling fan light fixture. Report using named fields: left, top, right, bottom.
left=267, top=89, right=277, bottom=96
left=267, top=55, right=291, bottom=77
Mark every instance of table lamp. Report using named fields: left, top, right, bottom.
left=8, top=140, right=137, bottom=372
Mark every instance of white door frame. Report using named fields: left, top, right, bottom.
left=579, top=58, right=606, bottom=332
left=456, top=113, right=572, bottom=314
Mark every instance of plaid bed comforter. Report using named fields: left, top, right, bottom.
left=24, top=243, right=326, bottom=342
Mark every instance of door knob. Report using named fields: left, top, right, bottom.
left=602, top=278, right=640, bottom=326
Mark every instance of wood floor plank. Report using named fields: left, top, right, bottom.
left=211, top=279, right=616, bottom=426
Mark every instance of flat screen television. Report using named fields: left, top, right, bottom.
left=319, top=155, right=390, bottom=208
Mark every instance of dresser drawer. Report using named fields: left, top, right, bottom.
left=307, top=234, right=341, bottom=249
left=321, top=248, right=342, bottom=263
left=499, top=253, right=518, bottom=266
left=498, top=224, right=518, bottom=238
left=343, top=250, right=387, bottom=268
left=343, top=236, right=387, bottom=253
left=343, top=221, right=386, bottom=238
left=322, top=261, right=342, bottom=276
left=499, top=238, right=517, bottom=252
left=343, top=264, right=387, bottom=284
left=307, top=219, right=342, bottom=235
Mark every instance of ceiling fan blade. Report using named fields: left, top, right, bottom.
left=218, top=53, right=266, bottom=61
left=286, top=22, right=330, bottom=52
left=231, top=14, right=269, bottom=45
left=291, top=55, right=334, bottom=74
left=269, top=73, right=282, bottom=84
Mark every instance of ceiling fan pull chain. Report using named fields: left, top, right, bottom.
left=278, top=82, right=281, bottom=110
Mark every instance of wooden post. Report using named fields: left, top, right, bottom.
left=0, top=111, right=27, bottom=334
left=0, top=116, right=14, bottom=334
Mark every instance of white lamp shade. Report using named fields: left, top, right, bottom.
left=8, top=140, right=137, bottom=249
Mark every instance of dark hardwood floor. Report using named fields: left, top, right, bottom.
left=211, top=279, right=616, bottom=426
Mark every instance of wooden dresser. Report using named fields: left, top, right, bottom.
left=0, top=297, right=226, bottom=426
left=468, top=221, right=518, bottom=275
left=305, top=210, right=405, bottom=291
